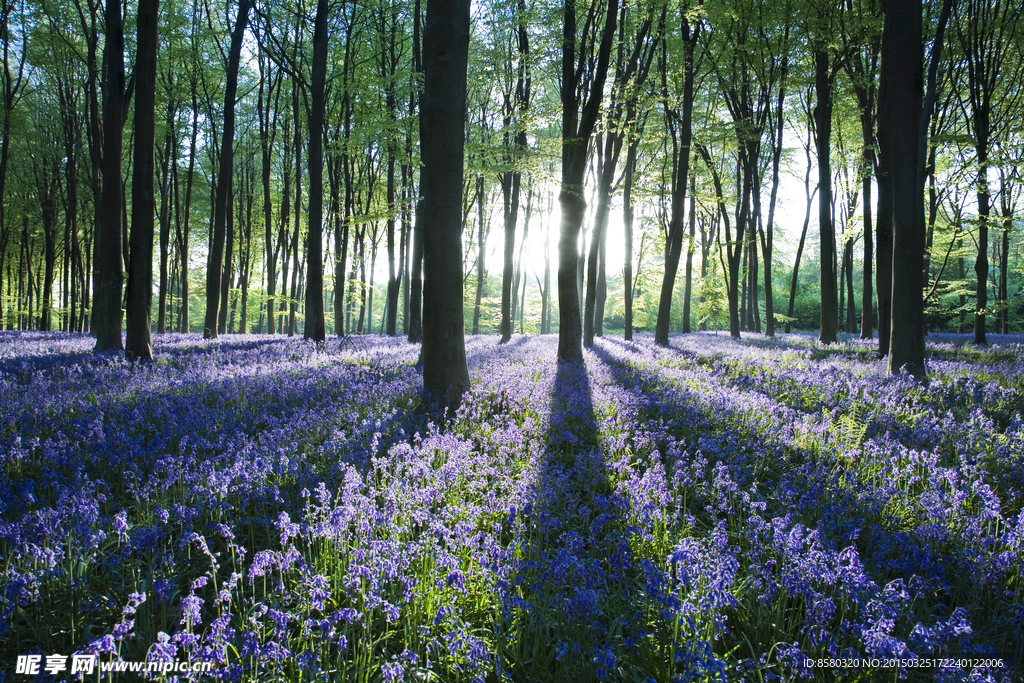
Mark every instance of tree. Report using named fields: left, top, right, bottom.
left=0, top=0, right=27, bottom=331
left=879, top=0, right=923, bottom=375
left=556, top=0, right=617, bottom=362
left=839, top=0, right=882, bottom=340
left=498, top=0, right=530, bottom=343
left=408, top=0, right=424, bottom=343
left=654, top=6, right=699, bottom=346
left=586, top=1, right=658, bottom=347
left=125, top=0, right=160, bottom=361
left=304, top=0, right=329, bottom=342
left=203, top=0, right=252, bottom=339
left=954, top=0, right=1023, bottom=345
left=92, top=0, right=127, bottom=351
left=420, top=0, right=471, bottom=410
left=814, top=6, right=841, bottom=345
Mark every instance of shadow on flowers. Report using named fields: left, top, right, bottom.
left=498, top=357, right=634, bottom=681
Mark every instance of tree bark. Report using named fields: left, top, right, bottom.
left=557, top=0, right=618, bottom=362
left=623, top=140, right=638, bottom=340
left=125, top=0, right=159, bottom=361
left=654, top=17, right=697, bottom=345
left=816, top=47, right=838, bottom=345
left=472, top=174, right=485, bottom=335
left=203, top=0, right=251, bottom=339
left=157, top=80, right=175, bottom=335
left=876, top=32, right=893, bottom=356
left=407, top=0, right=424, bottom=344
left=93, top=0, right=126, bottom=351
left=420, top=0, right=471, bottom=409
left=305, top=0, right=329, bottom=342
left=883, top=0, right=925, bottom=377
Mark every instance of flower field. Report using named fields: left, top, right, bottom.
left=1, top=330, right=1022, bottom=682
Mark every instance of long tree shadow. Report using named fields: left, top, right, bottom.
left=501, top=355, right=659, bottom=681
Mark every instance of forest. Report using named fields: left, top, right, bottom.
left=1, top=0, right=1024, bottom=680
left=0, top=0, right=1021, bottom=362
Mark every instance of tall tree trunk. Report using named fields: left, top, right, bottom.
left=876, top=45, right=893, bottom=356
left=383, top=13, right=400, bottom=337
left=305, top=0, right=328, bottom=342
left=696, top=142, right=741, bottom=337
left=219, top=183, right=234, bottom=334
left=203, top=0, right=251, bottom=339
left=500, top=169, right=522, bottom=342
left=748, top=167, right=761, bottom=333
left=623, top=140, right=638, bottom=340
left=998, top=177, right=1012, bottom=334
left=957, top=237, right=965, bottom=332
left=93, top=0, right=127, bottom=350
left=558, top=0, right=618, bottom=362
left=420, top=0, right=471, bottom=409
left=407, top=0, right=424, bottom=344
left=499, top=13, right=529, bottom=343
left=288, top=84, right=303, bottom=337
left=472, top=174, right=485, bottom=335
left=761, top=28, right=789, bottom=338
left=884, top=0, right=925, bottom=377
left=682, top=171, right=696, bottom=332
left=157, top=85, right=175, bottom=335
left=58, top=76, right=80, bottom=333
left=586, top=133, right=618, bottom=346
left=816, top=47, right=837, bottom=345
left=0, top=0, right=28, bottom=330
left=179, top=87, right=198, bottom=333
left=860, top=150, right=874, bottom=339
left=654, top=20, right=697, bottom=345
left=126, top=0, right=159, bottom=360
left=541, top=191, right=552, bottom=334
left=38, top=161, right=58, bottom=332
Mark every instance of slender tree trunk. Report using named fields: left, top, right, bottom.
left=557, top=0, right=618, bottom=362
left=816, top=47, right=837, bottom=345
left=749, top=168, right=761, bottom=334
left=682, top=171, right=696, bottom=333
left=407, top=0, right=424, bottom=344
left=179, top=89, right=198, bottom=333
left=623, top=141, right=638, bottom=340
left=219, top=183, right=234, bottom=334
left=957, top=238, right=965, bottom=332
left=258, top=54, right=280, bottom=335
left=761, top=33, right=789, bottom=338
left=125, top=0, right=159, bottom=360
left=203, top=0, right=251, bottom=339
left=288, top=84, right=303, bottom=337
left=356, top=227, right=366, bottom=332
left=305, top=0, right=329, bottom=342
left=472, top=175, right=485, bottom=335
left=998, top=182, right=1011, bottom=334
left=541, top=191, right=552, bottom=334
left=860, top=150, right=874, bottom=338
left=586, top=133, right=618, bottom=346
left=93, top=0, right=127, bottom=350
left=876, top=42, right=893, bottom=356
left=157, top=93, right=174, bottom=335
left=654, top=25, right=696, bottom=345
left=500, top=169, right=522, bottom=342
left=696, top=142, right=740, bottom=337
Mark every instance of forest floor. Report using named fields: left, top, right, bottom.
left=1, top=330, right=1022, bottom=682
